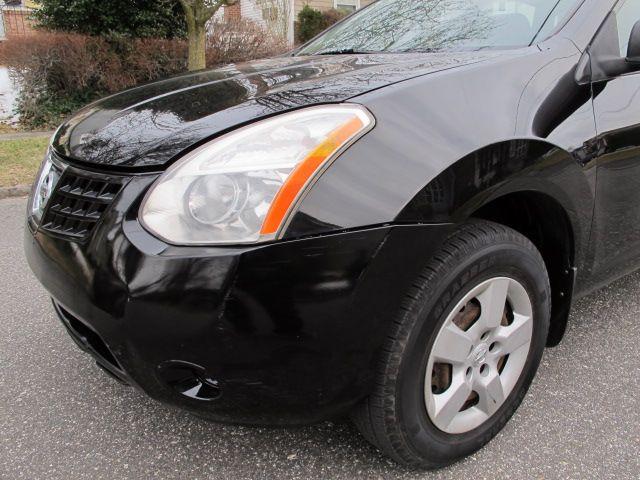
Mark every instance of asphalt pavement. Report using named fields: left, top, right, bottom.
left=1, top=196, right=638, bottom=480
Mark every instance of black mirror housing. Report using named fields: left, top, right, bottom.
left=627, top=20, right=640, bottom=63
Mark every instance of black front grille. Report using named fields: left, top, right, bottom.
left=41, top=170, right=124, bottom=241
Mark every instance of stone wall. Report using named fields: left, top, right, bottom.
left=1, top=7, right=37, bottom=37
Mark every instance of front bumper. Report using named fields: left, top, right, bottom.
left=25, top=172, right=452, bottom=425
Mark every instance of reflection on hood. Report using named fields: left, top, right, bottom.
left=53, top=52, right=497, bottom=169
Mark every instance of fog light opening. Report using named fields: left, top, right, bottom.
left=158, top=361, right=222, bottom=402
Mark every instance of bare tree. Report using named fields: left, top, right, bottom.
left=258, top=0, right=291, bottom=42
left=178, top=0, right=237, bottom=71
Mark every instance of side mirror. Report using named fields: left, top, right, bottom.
left=591, top=18, right=640, bottom=80
left=627, top=20, right=640, bottom=64
left=599, top=19, right=640, bottom=77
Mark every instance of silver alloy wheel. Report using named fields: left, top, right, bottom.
left=424, top=277, right=533, bottom=434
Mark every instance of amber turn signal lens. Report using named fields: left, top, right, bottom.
left=260, top=116, right=368, bottom=235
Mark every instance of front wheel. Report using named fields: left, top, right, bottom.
left=352, top=220, right=551, bottom=468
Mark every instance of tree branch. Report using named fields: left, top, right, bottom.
left=178, top=0, right=196, bottom=28
left=201, top=0, right=229, bottom=24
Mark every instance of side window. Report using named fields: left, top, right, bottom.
left=616, top=0, right=640, bottom=57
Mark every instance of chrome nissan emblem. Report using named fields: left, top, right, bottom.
left=470, top=343, right=489, bottom=366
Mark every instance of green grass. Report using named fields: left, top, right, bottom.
left=0, top=137, right=50, bottom=188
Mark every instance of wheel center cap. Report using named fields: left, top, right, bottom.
left=469, top=343, right=489, bottom=366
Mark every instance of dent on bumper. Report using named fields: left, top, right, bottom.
left=25, top=217, right=452, bottom=425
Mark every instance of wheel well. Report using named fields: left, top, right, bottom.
left=472, top=191, right=575, bottom=346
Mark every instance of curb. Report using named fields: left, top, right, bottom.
left=0, top=184, right=31, bottom=200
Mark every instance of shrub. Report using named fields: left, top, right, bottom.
left=0, top=32, right=187, bottom=128
left=33, top=0, right=186, bottom=39
left=322, top=8, right=349, bottom=28
left=296, top=6, right=348, bottom=44
left=206, top=19, right=288, bottom=66
left=296, top=5, right=325, bottom=44
left=0, top=23, right=287, bottom=129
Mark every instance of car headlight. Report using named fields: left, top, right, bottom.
left=29, top=150, right=64, bottom=224
left=140, top=104, right=375, bottom=245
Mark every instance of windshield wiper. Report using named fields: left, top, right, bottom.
left=314, top=48, right=374, bottom=55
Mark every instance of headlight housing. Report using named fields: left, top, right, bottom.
left=28, top=150, right=64, bottom=225
left=140, top=104, right=374, bottom=245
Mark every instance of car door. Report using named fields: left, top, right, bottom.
left=590, top=0, right=640, bottom=287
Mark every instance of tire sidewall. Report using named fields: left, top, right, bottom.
left=397, top=241, right=550, bottom=465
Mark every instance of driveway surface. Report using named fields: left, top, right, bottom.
left=1, top=196, right=638, bottom=480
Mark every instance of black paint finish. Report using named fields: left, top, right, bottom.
left=52, top=53, right=497, bottom=170
left=25, top=0, right=640, bottom=423
left=24, top=176, right=453, bottom=422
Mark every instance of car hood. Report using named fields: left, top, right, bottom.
left=52, top=52, right=497, bottom=169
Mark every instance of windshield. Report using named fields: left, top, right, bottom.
left=297, top=0, right=581, bottom=55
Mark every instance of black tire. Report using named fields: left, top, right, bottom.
left=351, top=220, right=551, bottom=468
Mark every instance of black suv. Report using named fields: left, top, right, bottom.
left=25, top=0, right=640, bottom=468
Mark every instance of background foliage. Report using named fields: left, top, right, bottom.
left=296, top=5, right=347, bottom=44
left=33, top=0, right=187, bottom=39
left=0, top=22, right=286, bottom=128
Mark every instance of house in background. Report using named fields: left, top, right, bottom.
left=220, top=0, right=373, bottom=46
left=291, top=0, right=373, bottom=15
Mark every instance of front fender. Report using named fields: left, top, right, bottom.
left=284, top=40, right=596, bottom=273
left=398, top=140, right=593, bottom=272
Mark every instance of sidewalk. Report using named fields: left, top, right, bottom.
left=0, top=131, right=54, bottom=141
